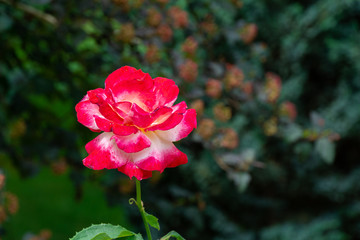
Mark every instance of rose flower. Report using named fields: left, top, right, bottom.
left=76, top=66, right=197, bottom=180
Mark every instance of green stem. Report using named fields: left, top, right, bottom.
left=136, top=179, right=152, bottom=240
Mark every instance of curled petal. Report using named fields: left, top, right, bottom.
left=117, top=162, right=152, bottom=180
left=171, top=101, right=188, bottom=113
left=87, top=88, right=111, bottom=104
left=114, top=101, right=132, bottom=117
left=146, top=101, right=188, bottom=131
left=111, top=131, right=151, bottom=153
left=146, top=113, right=183, bottom=131
left=131, top=104, right=173, bottom=128
left=156, top=109, right=197, bottom=142
left=75, top=98, right=102, bottom=132
left=105, top=66, right=143, bottom=90
left=90, top=92, right=123, bottom=124
left=83, top=132, right=127, bottom=170
left=136, top=146, right=188, bottom=172
left=105, top=66, right=156, bottom=111
left=95, top=116, right=113, bottom=132
left=132, top=132, right=188, bottom=173
left=112, top=124, right=138, bottom=136
left=130, top=103, right=152, bottom=127
left=151, top=106, right=174, bottom=120
left=153, top=77, right=179, bottom=108
left=94, top=117, right=138, bottom=135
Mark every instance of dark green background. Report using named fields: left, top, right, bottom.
left=0, top=0, right=360, bottom=239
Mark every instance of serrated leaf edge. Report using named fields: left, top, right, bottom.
left=69, top=223, right=135, bottom=240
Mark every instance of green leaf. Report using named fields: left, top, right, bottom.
left=91, top=232, right=143, bottom=240
left=0, top=9, right=12, bottom=32
left=121, top=235, right=143, bottom=240
left=175, top=0, right=187, bottom=9
left=315, top=138, right=335, bottom=164
left=82, top=21, right=101, bottom=35
left=91, top=233, right=111, bottom=240
left=68, top=61, right=85, bottom=74
left=227, top=171, right=251, bottom=192
left=145, top=212, right=160, bottom=230
left=77, top=37, right=99, bottom=52
left=136, top=43, right=147, bottom=56
left=160, top=231, right=185, bottom=240
left=284, top=124, right=303, bottom=143
left=70, top=223, right=142, bottom=240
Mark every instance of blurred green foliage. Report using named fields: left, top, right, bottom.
left=0, top=0, right=359, bottom=239
left=1, top=158, right=129, bottom=240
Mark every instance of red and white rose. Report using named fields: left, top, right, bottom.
left=76, top=66, right=197, bottom=180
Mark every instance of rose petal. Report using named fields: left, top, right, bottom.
left=171, top=101, right=187, bottom=113
left=146, top=102, right=187, bottom=131
left=153, top=77, right=179, bottom=108
left=105, top=66, right=140, bottom=90
left=146, top=113, right=183, bottom=131
left=94, top=117, right=138, bottom=135
left=87, top=88, right=111, bottom=104
left=130, top=104, right=173, bottom=128
left=94, top=116, right=113, bottom=132
left=136, top=146, right=188, bottom=172
left=91, top=93, right=124, bottom=124
left=75, top=98, right=102, bottom=132
left=83, top=132, right=127, bottom=170
left=155, top=109, right=197, bottom=142
left=132, top=132, right=188, bottom=172
left=117, top=162, right=153, bottom=180
left=151, top=106, right=175, bottom=122
left=114, top=101, right=132, bottom=117
left=112, top=123, right=138, bottom=136
left=166, top=150, right=188, bottom=168
left=105, top=66, right=156, bottom=111
left=111, top=131, right=151, bottom=153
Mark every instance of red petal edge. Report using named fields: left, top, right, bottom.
left=111, top=131, right=151, bottom=153
left=155, top=108, right=197, bottom=142
left=75, top=99, right=102, bottom=132
left=118, top=162, right=153, bottom=180
left=83, top=133, right=127, bottom=170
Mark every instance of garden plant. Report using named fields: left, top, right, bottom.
left=72, top=66, right=196, bottom=239
left=0, top=0, right=360, bottom=239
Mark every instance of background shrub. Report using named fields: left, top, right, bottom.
left=0, top=0, right=359, bottom=239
